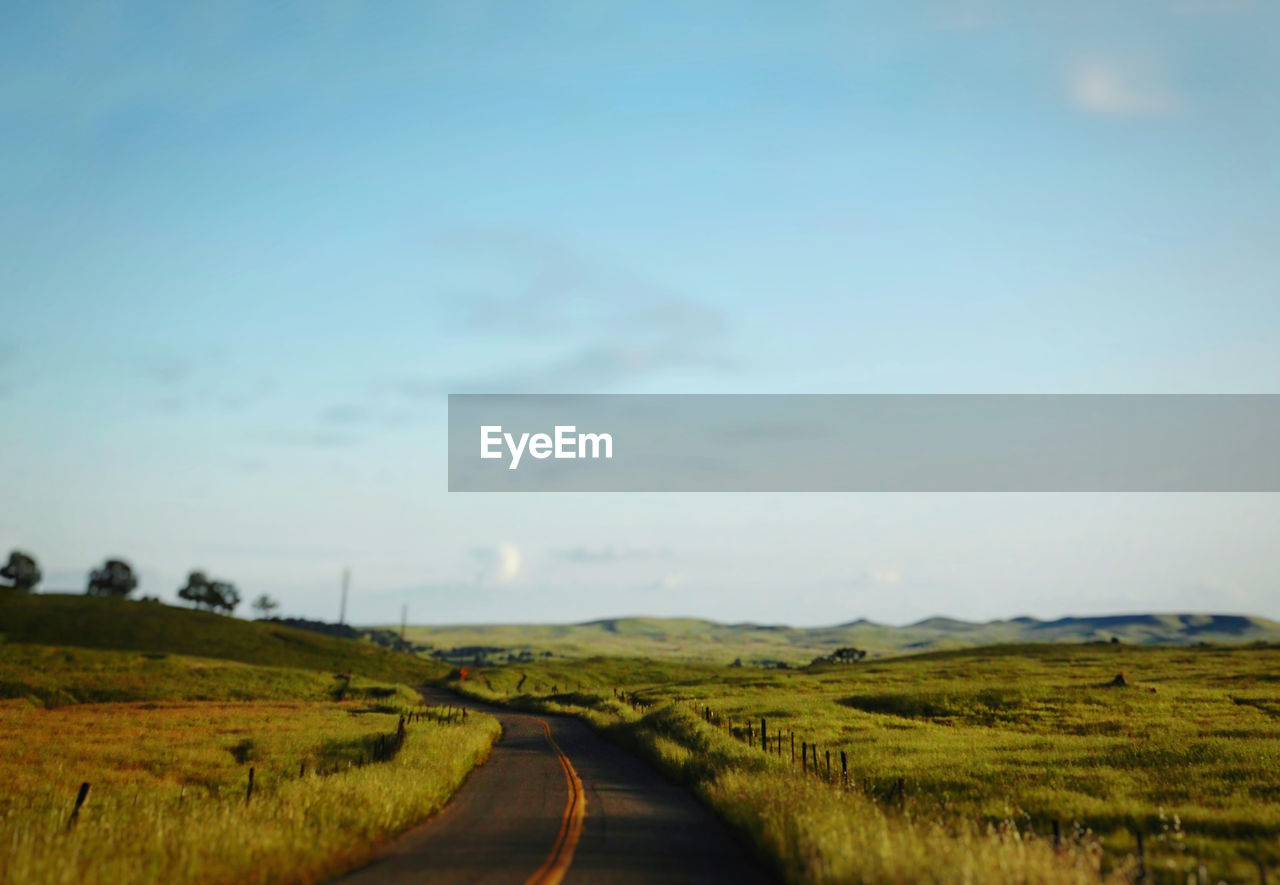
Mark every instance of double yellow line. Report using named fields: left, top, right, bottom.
left=523, top=718, right=587, bottom=885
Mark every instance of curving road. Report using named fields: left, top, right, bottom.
left=334, top=688, right=774, bottom=885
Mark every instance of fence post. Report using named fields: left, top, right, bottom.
left=802, top=742, right=807, bottom=773
left=300, top=761, right=306, bottom=778
left=246, top=767, right=255, bottom=805
left=1053, top=820, right=1061, bottom=850
left=825, top=750, right=831, bottom=780
left=67, top=782, right=90, bottom=830
left=747, top=722, right=753, bottom=748
left=841, top=750, right=847, bottom=787
left=1134, top=828, right=1146, bottom=882
left=761, top=718, right=767, bottom=753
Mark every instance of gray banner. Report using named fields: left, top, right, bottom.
left=447, top=394, right=1280, bottom=492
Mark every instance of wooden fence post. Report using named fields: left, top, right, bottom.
left=67, top=782, right=90, bottom=830
left=761, top=718, right=767, bottom=753
left=246, top=767, right=255, bottom=805
left=825, top=750, right=831, bottom=780
left=1134, top=829, right=1146, bottom=882
left=802, top=742, right=807, bottom=773
left=1053, top=820, right=1061, bottom=850
left=840, top=750, right=847, bottom=787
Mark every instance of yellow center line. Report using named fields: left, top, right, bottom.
left=523, top=718, right=587, bottom=885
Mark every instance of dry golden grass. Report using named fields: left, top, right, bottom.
left=0, top=654, right=498, bottom=885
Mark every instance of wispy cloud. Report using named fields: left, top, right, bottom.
left=643, top=574, right=685, bottom=592
left=392, top=229, right=733, bottom=396
left=319, top=403, right=370, bottom=425
left=851, top=568, right=904, bottom=588
left=261, top=429, right=359, bottom=448
left=471, top=543, right=522, bottom=585
left=555, top=545, right=674, bottom=563
left=135, top=355, right=194, bottom=386
left=1068, top=60, right=1182, bottom=117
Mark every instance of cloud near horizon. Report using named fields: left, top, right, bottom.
left=472, top=543, right=523, bottom=585
left=1068, top=59, right=1182, bottom=117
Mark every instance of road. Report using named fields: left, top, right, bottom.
left=334, top=687, right=775, bottom=885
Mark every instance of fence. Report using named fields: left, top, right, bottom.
left=62, top=703, right=470, bottom=830
left=614, top=691, right=1271, bottom=885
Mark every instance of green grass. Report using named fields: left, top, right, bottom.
left=0, top=642, right=414, bottom=707
left=0, top=594, right=447, bottom=683
left=0, top=695, right=499, bottom=885
left=0, top=640, right=499, bottom=885
left=404, top=613, right=1280, bottom=665
left=451, top=642, right=1280, bottom=884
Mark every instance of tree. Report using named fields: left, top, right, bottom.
left=208, top=581, right=240, bottom=615
left=178, top=571, right=210, bottom=609
left=177, top=570, right=240, bottom=614
left=1, top=550, right=41, bottom=592
left=87, top=559, right=138, bottom=597
left=251, top=594, right=280, bottom=619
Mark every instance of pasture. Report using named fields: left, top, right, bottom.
left=0, top=641, right=498, bottom=885
left=454, top=641, right=1280, bottom=883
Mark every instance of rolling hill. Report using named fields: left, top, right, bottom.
left=402, top=611, right=1280, bottom=666
left=0, top=593, right=446, bottom=683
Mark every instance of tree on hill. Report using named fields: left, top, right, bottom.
left=87, top=559, right=138, bottom=597
left=252, top=594, right=280, bottom=619
left=811, top=646, right=868, bottom=665
left=208, top=581, right=240, bottom=614
left=1, top=550, right=42, bottom=592
left=178, top=571, right=210, bottom=608
left=177, top=570, right=240, bottom=614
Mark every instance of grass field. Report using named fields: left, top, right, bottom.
left=404, top=613, right=1280, bottom=666
left=0, top=636, right=498, bottom=885
left=0, top=594, right=448, bottom=684
left=451, top=641, right=1280, bottom=884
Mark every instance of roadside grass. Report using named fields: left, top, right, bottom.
left=0, top=642, right=499, bottom=885
left=0, top=594, right=447, bottom=684
left=452, top=642, right=1280, bottom=884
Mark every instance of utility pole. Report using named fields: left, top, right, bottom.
left=339, top=568, right=350, bottom=626
left=400, top=604, right=407, bottom=642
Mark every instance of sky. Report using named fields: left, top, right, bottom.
left=2, top=0, right=1278, bottom=626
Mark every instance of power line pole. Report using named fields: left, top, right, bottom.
left=339, top=568, right=350, bottom=626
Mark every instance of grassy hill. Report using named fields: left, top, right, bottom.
left=402, top=611, right=1280, bottom=666
left=455, top=641, right=1280, bottom=883
left=0, top=593, right=446, bottom=683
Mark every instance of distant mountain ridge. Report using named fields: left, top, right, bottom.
left=404, top=612, right=1280, bottom=666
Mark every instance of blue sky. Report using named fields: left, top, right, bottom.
left=2, top=1, right=1278, bottom=625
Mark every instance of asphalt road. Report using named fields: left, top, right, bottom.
left=334, top=687, right=775, bottom=885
